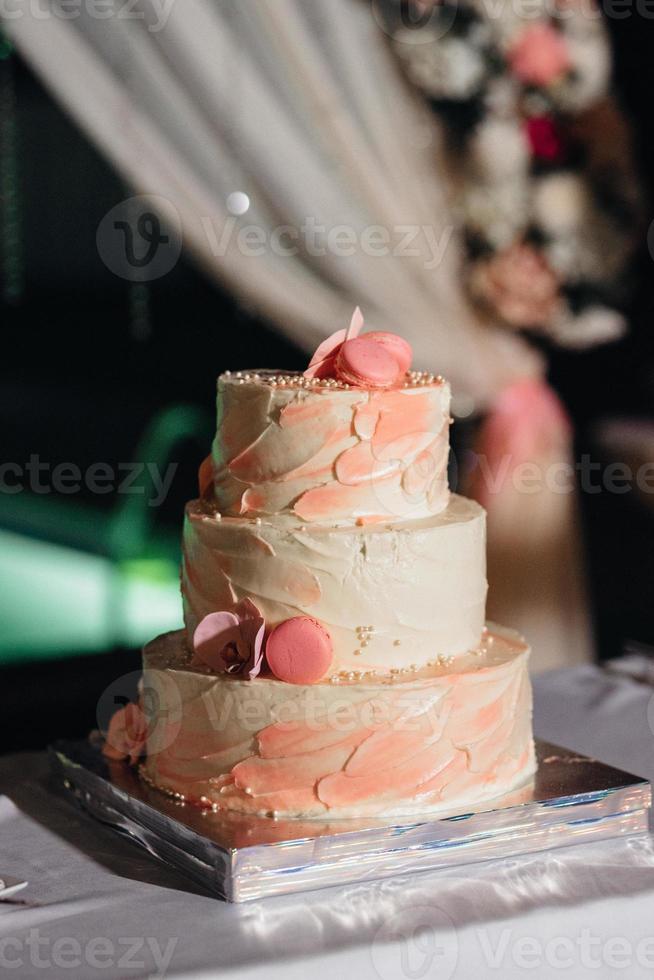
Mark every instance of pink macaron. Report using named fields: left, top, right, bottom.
left=363, top=331, right=413, bottom=375
left=266, top=616, right=333, bottom=685
left=335, top=337, right=404, bottom=389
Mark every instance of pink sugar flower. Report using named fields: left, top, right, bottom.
left=472, top=242, right=560, bottom=328
left=192, top=598, right=265, bottom=679
left=508, top=23, right=571, bottom=88
left=102, top=702, right=147, bottom=765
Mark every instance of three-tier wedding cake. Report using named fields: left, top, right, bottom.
left=107, top=310, right=535, bottom=819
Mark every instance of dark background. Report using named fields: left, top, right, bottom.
left=2, top=11, right=654, bottom=751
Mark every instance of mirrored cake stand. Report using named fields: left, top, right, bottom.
left=49, top=740, right=651, bottom=903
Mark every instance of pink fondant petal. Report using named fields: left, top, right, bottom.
left=303, top=308, right=364, bottom=379
left=192, top=611, right=240, bottom=669
left=248, top=620, right=266, bottom=680
left=347, top=306, right=365, bottom=339
left=233, top=597, right=263, bottom=621
left=304, top=329, right=347, bottom=379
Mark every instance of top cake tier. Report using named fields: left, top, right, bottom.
left=206, top=370, right=452, bottom=526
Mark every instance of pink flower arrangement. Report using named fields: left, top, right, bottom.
left=508, top=23, right=571, bottom=88
left=472, top=242, right=561, bottom=328
left=192, top=598, right=265, bottom=679
left=102, top=702, right=147, bottom=765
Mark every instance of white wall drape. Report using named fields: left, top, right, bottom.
left=3, top=0, right=593, bottom=669
left=3, top=0, right=543, bottom=401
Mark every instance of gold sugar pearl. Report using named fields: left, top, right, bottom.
left=221, top=369, right=446, bottom=391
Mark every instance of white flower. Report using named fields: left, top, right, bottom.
left=535, top=173, right=631, bottom=283
left=556, top=30, right=610, bottom=111
left=548, top=305, right=627, bottom=350
left=532, top=173, right=589, bottom=236
left=470, top=117, right=530, bottom=183
left=545, top=239, right=584, bottom=280
left=394, top=32, right=487, bottom=99
left=484, top=77, right=520, bottom=117
left=464, top=181, right=530, bottom=248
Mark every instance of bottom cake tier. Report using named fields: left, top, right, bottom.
left=141, top=625, right=535, bottom=819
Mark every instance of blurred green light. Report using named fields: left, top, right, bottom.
left=0, top=531, right=182, bottom=665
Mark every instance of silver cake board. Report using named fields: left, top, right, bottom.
left=49, top=740, right=651, bottom=903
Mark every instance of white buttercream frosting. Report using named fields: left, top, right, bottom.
left=142, top=625, right=534, bottom=819
left=209, top=372, right=452, bottom=525
left=182, top=494, right=488, bottom=673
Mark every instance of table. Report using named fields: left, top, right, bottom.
left=1, top=664, right=654, bottom=979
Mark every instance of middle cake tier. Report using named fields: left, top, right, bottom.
left=182, top=494, right=487, bottom=675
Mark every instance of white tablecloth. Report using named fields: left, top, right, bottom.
left=1, top=665, right=654, bottom=980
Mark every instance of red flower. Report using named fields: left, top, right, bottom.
left=526, top=116, right=566, bottom=164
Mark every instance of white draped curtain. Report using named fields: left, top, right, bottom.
left=3, top=0, right=593, bottom=669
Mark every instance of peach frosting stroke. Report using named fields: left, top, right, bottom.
left=209, top=372, right=452, bottom=524
left=181, top=494, right=488, bottom=673
left=142, top=625, right=535, bottom=819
